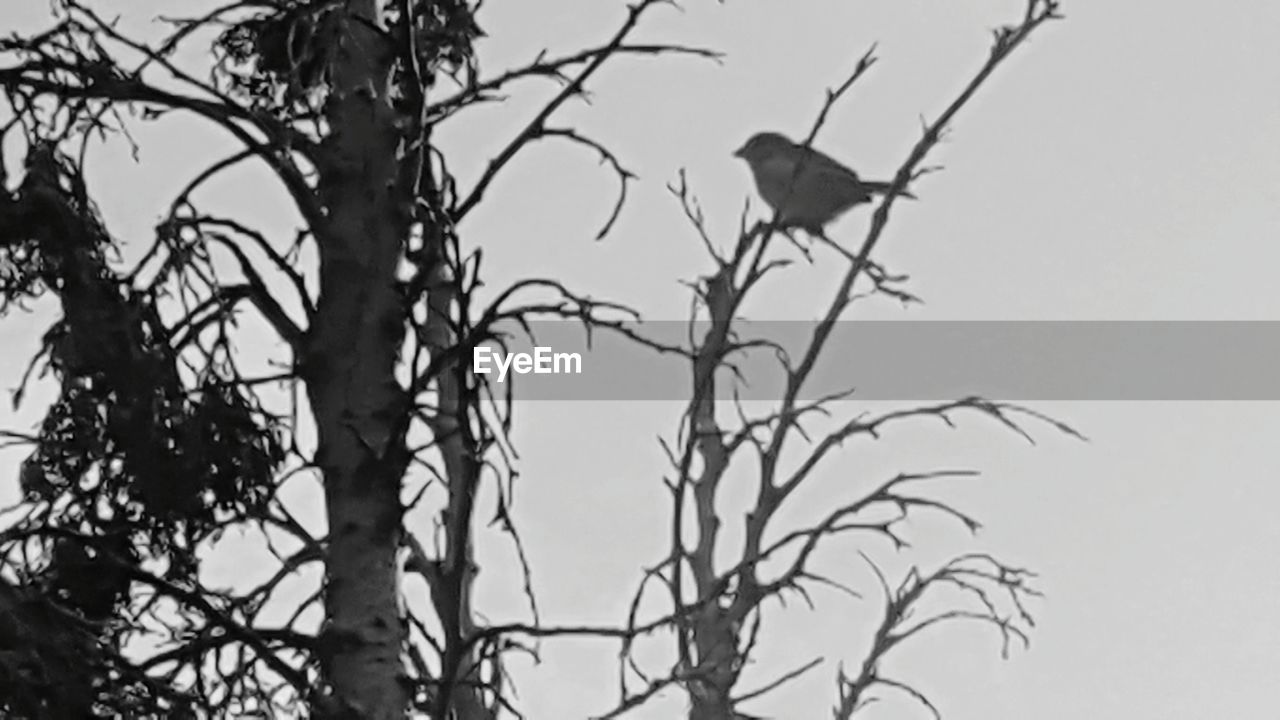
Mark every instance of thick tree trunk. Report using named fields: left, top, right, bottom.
left=302, top=2, right=413, bottom=716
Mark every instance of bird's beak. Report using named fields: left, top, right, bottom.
left=731, top=145, right=746, bottom=158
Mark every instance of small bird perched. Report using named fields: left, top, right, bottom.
left=733, top=132, right=913, bottom=235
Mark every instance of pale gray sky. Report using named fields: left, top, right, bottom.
left=2, top=1, right=1279, bottom=718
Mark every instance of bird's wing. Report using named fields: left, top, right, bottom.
left=793, top=144, right=862, bottom=182
left=796, top=146, right=913, bottom=199
left=790, top=147, right=865, bottom=206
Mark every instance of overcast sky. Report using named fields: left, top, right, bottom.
left=2, top=1, right=1279, bottom=718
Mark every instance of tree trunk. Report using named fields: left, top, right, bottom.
left=303, top=2, right=413, bottom=716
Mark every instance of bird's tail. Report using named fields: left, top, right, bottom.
left=863, top=181, right=916, bottom=199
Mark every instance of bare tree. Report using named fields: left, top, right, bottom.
left=612, top=7, right=1073, bottom=717
left=0, top=1, right=1067, bottom=718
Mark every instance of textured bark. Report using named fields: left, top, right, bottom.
left=417, top=235, right=491, bottom=717
left=302, top=2, right=413, bottom=716
left=686, top=271, right=747, bottom=720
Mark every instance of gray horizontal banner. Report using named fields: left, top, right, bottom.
left=466, top=321, right=1280, bottom=401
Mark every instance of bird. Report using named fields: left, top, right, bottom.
left=733, top=131, right=913, bottom=235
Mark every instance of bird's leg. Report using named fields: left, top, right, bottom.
left=777, top=227, right=814, bottom=263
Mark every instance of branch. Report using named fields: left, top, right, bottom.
left=174, top=215, right=315, bottom=320
left=540, top=126, right=636, bottom=240
left=0, top=19, right=325, bottom=233
left=833, top=553, right=1040, bottom=719
left=428, top=42, right=721, bottom=118
left=453, top=0, right=684, bottom=224
left=202, top=229, right=305, bottom=350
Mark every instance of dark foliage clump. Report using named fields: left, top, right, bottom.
left=0, top=573, right=197, bottom=718
left=1, top=144, right=285, bottom=606
left=213, top=0, right=483, bottom=116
